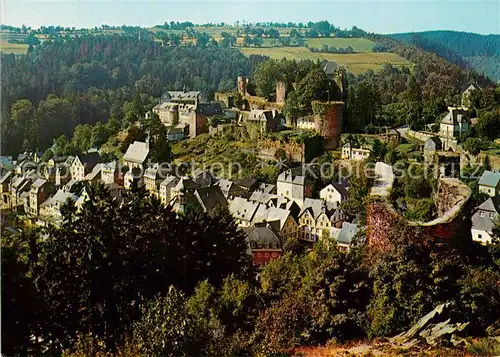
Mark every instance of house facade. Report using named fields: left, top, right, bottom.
left=341, top=142, right=370, bottom=161
left=320, top=183, right=348, bottom=209
left=471, top=197, right=499, bottom=244
left=28, top=179, right=55, bottom=216
left=478, top=170, right=500, bottom=197
left=277, top=169, right=314, bottom=204
left=243, top=226, right=282, bottom=267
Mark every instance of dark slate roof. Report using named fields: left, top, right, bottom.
left=197, top=103, right=222, bottom=116
left=235, top=177, right=258, bottom=190
left=194, top=185, right=228, bottom=211
left=321, top=60, right=338, bottom=75
left=331, top=182, right=348, bottom=196
left=167, top=90, right=201, bottom=101
left=476, top=196, right=500, bottom=214
left=242, top=226, right=281, bottom=248
left=78, top=152, right=101, bottom=169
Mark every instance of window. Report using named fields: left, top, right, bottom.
left=478, top=234, right=482, bottom=239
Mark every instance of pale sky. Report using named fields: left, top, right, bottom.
left=2, top=0, right=499, bottom=34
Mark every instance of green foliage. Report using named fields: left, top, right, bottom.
left=134, top=286, right=194, bottom=357
left=463, top=137, right=487, bottom=156
left=253, top=59, right=283, bottom=98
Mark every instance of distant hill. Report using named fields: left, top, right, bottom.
left=390, top=30, right=500, bottom=82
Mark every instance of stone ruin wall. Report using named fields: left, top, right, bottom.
left=367, top=179, right=471, bottom=252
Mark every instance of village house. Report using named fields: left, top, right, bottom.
left=39, top=189, right=78, bottom=225
left=217, top=179, right=245, bottom=199
left=84, top=163, right=104, bottom=183
left=166, top=125, right=188, bottom=141
left=144, top=163, right=171, bottom=197
left=0, top=171, right=13, bottom=207
left=251, top=205, right=299, bottom=241
left=28, top=179, right=55, bottom=216
left=159, top=175, right=180, bottom=205
left=244, top=109, right=282, bottom=133
left=242, top=226, right=282, bottom=267
left=254, top=182, right=275, bottom=194
left=424, top=137, right=443, bottom=152
left=124, top=167, right=144, bottom=190
left=170, top=177, right=201, bottom=213
left=331, top=222, right=361, bottom=251
left=296, top=115, right=316, bottom=131
left=439, top=107, right=471, bottom=147
left=10, top=171, right=37, bottom=209
left=277, top=169, right=314, bottom=204
left=122, top=137, right=151, bottom=169
left=192, top=169, right=215, bottom=187
left=461, top=84, right=479, bottom=108
left=192, top=186, right=228, bottom=213
left=478, top=170, right=500, bottom=197
left=230, top=178, right=258, bottom=198
left=341, top=142, right=371, bottom=161
left=101, top=161, right=122, bottom=185
left=320, top=182, right=348, bottom=209
left=298, top=198, right=345, bottom=242
left=70, top=153, right=101, bottom=182
left=471, top=196, right=499, bottom=244
left=229, top=197, right=260, bottom=227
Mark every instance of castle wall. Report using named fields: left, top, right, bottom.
left=312, top=101, right=344, bottom=150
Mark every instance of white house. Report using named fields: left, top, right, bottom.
left=439, top=107, right=470, bottom=143
left=341, top=142, right=370, bottom=161
left=277, top=169, right=314, bottom=204
left=320, top=183, right=348, bottom=209
left=478, top=170, right=500, bottom=198
left=471, top=197, right=499, bottom=244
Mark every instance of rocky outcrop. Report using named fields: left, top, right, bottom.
left=390, top=303, right=469, bottom=348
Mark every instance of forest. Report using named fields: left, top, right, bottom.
left=390, top=31, right=500, bottom=82
left=0, top=34, right=263, bottom=156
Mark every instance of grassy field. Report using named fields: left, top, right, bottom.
left=239, top=46, right=412, bottom=74
left=0, top=41, right=29, bottom=54
left=305, top=37, right=375, bottom=52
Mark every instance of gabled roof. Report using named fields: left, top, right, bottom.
left=249, top=191, right=278, bottom=205
left=321, top=60, right=338, bottom=75
left=31, top=178, right=48, bottom=191
left=41, top=189, right=78, bottom=208
left=194, top=186, right=228, bottom=212
left=76, top=152, right=101, bottom=169
left=321, top=182, right=348, bottom=196
left=174, top=177, right=200, bottom=192
left=0, top=171, right=13, bottom=184
left=252, top=205, right=293, bottom=231
left=255, top=182, right=275, bottom=193
left=440, top=107, right=470, bottom=125
left=277, top=169, right=313, bottom=186
left=102, top=161, right=117, bottom=171
left=299, top=198, right=325, bottom=220
left=84, top=163, right=104, bottom=181
left=160, top=175, right=180, bottom=187
left=478, top=170, right=500, bottom=188
left=123, top=141, right=150, bottom=165
left=229, top=197, right=259, bottom=222
left=476, top=196, right=500, bottom=214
